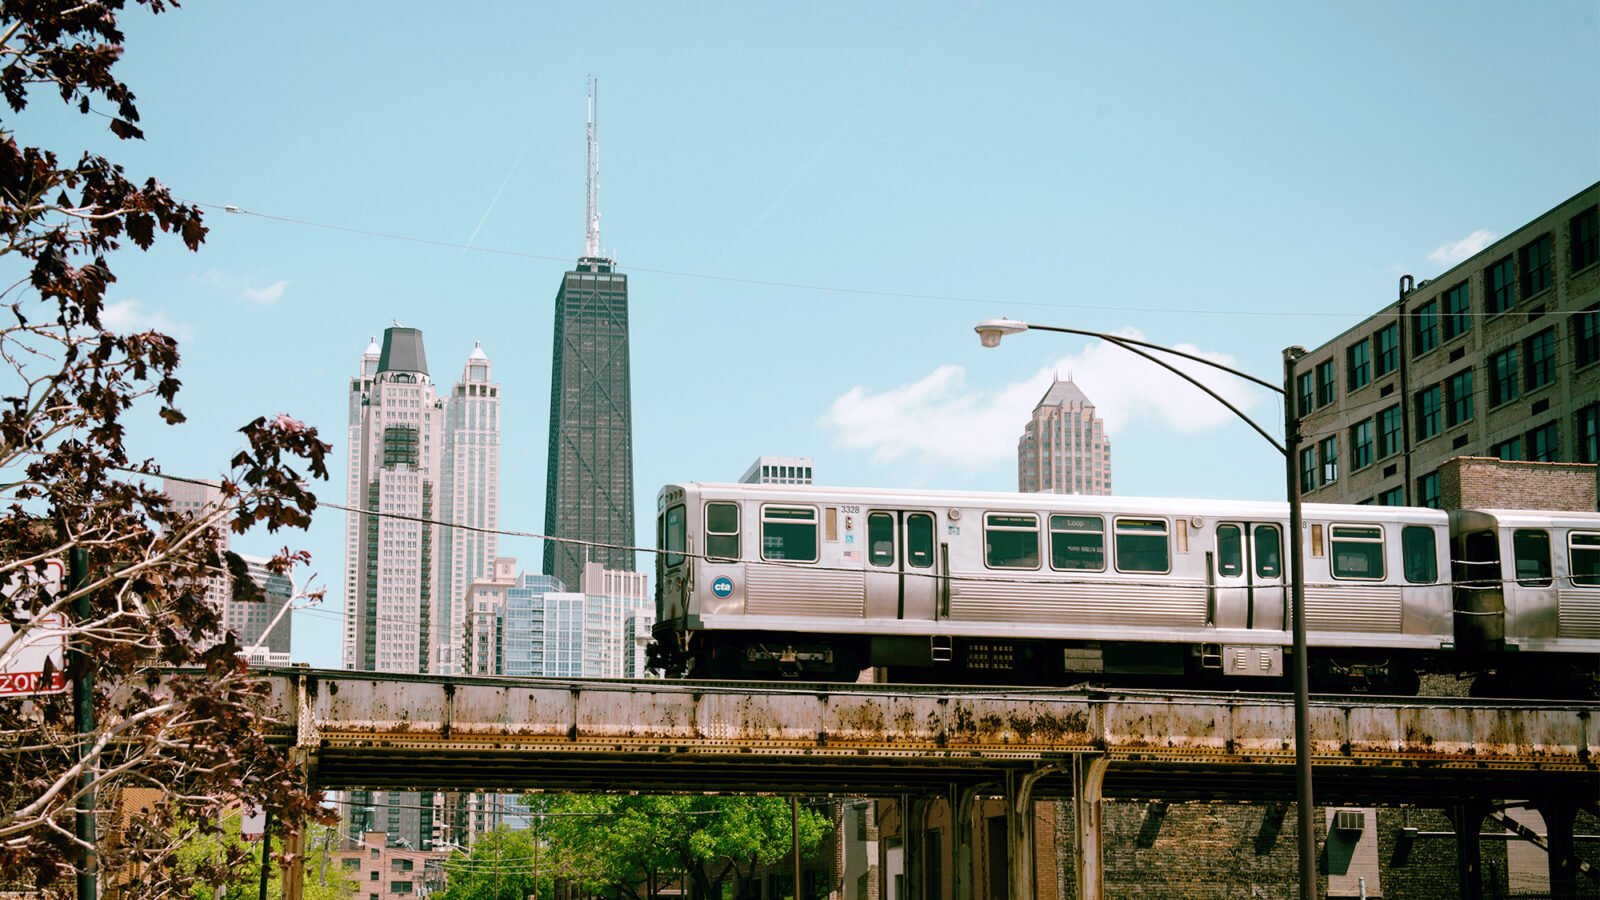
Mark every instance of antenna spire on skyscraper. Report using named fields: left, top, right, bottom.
left=583, top=76, right=602, bottom=260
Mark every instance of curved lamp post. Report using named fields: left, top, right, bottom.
left=974, top=317, right=1316, bottom=900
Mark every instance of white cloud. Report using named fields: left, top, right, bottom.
left=100, top=299, right=193, bottom=340
left=241, top=280, right=288, bottom=304
left=1427, top=229, right=1496, bottom=266
left=819, top=328, right=1272, bottom=473
left=197, top=269, right=288, bottom=304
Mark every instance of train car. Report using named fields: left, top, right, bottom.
left=651, top=482, right=1471, bottom=692
left=1449, top=508, right=1600, bottom=693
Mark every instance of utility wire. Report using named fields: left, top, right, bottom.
left=194, top=201, right=1365, bottom=320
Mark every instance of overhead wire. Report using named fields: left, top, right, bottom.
left=192, top=201, right=1367, bottom=320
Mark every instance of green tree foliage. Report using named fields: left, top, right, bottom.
left=536, top=795, right=832, bottom=900
left=0, top=0, right=331, bottom=892
left=437, top=826, right=544, bottom=900
left=175, top=819, right=354, bottom=900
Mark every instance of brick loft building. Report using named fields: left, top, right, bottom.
left=1293, top=182, right=1598, bottom=508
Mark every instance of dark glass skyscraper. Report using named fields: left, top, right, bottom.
left=543, top=256, right=634, bottom=589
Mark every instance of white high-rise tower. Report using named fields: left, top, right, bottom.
left=343, top=327, right=444, bottom=674
left=436, top=342, right=501, bottom=674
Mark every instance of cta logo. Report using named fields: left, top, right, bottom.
left=711, top=576, right=735, bottom=599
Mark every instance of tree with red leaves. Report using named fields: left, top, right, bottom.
left=0, top=2, right=331, bottom=894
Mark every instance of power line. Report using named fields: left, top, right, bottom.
left=192, top=201, right=1366, bottom=320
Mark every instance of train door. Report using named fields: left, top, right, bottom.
left=864, top=510, right=939, bottom=621
left=1211, top=522, right=1285, bottom=630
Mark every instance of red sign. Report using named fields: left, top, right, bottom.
left=0, top=560, right=69, bottom=696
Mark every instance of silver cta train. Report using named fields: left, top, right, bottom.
left=649, top=482, right=1600, bottom=695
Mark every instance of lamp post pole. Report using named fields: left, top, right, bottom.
left=975, top=319, right=1317, bottom=900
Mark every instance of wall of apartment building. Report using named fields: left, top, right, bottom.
left=1439, top=457, right=1598, bottom=512
left=1050, top=801, right=1600, bottom=899
left=332, top=831, right=448, bottom=900
left=1295, top=183, right=1599, bottom=507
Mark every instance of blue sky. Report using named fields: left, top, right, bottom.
left=24, top=1, right=1599, bottom=667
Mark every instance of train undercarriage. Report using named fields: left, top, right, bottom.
left=643, top=628, right=1567, bottom=696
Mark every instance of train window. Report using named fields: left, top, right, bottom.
left=984, top=513, right=1040, bottom=569
left=1457, top=531, right=1500, bottom=589
left=1401, top=526, right=1438, bottom=583
left=868, top=513, right=895, bottom=567
left=907, top=513, right=934, bottom=569
left=1050, top=515, right=1105, bottom=571
left=1513, top=529, right=1552, bottom=587
left=761, top=506, right=819, bottom=563
left=1254, top=525, right=1282, bottom=578
left=705, top=502, right=740, bottom=561
left=1114, top=518, right=1170, bottom=574
left=1216, top=525, right=1243, bottom=576
left=1570, top=532, right=1600, bottom=586
left=1329, top=525, right=1385, bottom=580
left=664, top=505, right=685, bottom=568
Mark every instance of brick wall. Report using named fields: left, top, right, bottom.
left=1052, top=801, right=1599, bottom=899
left=1439, top=457, right=1597, bottom=511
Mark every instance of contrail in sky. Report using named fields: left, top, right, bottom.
left=464, top=39, right=597, bottom=254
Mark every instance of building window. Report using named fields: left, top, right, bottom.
left=1415, top=385, right=1442, bottom=440
left=1416, top=472, right=1440, bottom=509
left=1377, top=405, right=1402, bottom=459
left=984, top=513, right=1040, bottom=569
left=1346, top=340, right=1371, bottom=391
left=1520, top=233, right=1552, bottom=297
left=1491, top=436, right=1521, bottom=461
left=1446, top=369, right=1473, bottom=428
left=1575, top=304, right=1599, bottom=369
left=1349, top=420, right=1374, bottom=471
left=1299, top=447, right=1316, bottom=494
left=1316, top=359, right=1336, bottom=406
left=1374, top=323, right=1399, bottom=377
left=1486, top=255, right=1516, bottom=315
left=1412, top=300, right=1439, bottom=355
left=1318, top=435, right=1339, bottom=485
left=1524, top=328, right=1556, bottom=391
left=1526, top=421, right=1559, bottom=462
left=1572, top=204, right=1599, bottom=272
left=1296, top=371, right=1315, bottom=415
left=1441, top=281, right=1471, bottom=341
left=1377, top=486, right=1405, bottom=506
left=1489, top=346, right=1519, bottom=407
left=1579, top=404, right=1599, bottom=464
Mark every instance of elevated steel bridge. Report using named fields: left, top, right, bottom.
left=256, top=667, right=1597, bottom=900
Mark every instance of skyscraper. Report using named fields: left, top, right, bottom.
left=343, top=327, right=500, bottom=850
left=1017, top=377, right=1113, bottom=495
left=436, top=342, right=500, bottom=674
left=544, top=79, right=634, bottom=589
left=343, top=327, right=444, bottom=674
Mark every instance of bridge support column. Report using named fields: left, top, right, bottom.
left=949, top=784, right=977, bottom=900
left=280, top=821, right=306, bottom=900
left=1451, top=800, right=1491, bottom=900
left=1071, top=755, right=1109, bottom=900
left=1004, top=766, right=1062, bottom=900
left=1534, top=798, right=1579, bottom=900
left=904, top=795, right=927, bottom=900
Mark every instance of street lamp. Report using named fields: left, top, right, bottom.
left=974, top=318, right=1317, bottom=900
